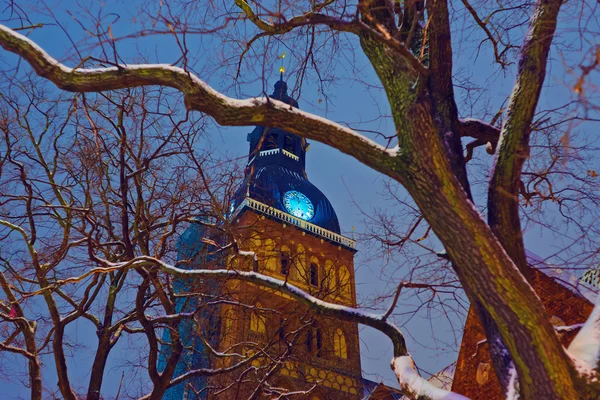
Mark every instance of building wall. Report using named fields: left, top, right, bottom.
left=451, top=269, right=593, bottom=399
left=205, top=210, right=362, bottom=399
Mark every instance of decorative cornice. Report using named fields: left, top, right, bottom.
left=232, top=197, right=356, bottom=250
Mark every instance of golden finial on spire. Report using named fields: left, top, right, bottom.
left=278, top=51, right=287, bottom=79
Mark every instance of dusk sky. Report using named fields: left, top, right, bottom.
left=1, top=1, right=598, bottom=398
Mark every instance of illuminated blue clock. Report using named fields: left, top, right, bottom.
left=282, top=190, right=315, bottom=220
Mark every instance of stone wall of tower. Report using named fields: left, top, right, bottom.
left=206, top=211, right=362, bottom=399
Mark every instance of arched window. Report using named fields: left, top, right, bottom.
left=280, top=245, right=291, bottom=275
left=262, top=132, right=278, bottom=150
left=310, top=256, right=320, bottom=287
left=306, top=329, right=313, bottom=353
left=295, top=244, right=306, bottom=279
left=250, top=303, right=266, bottom=334
left=278, top=317, right=286, bottom=341
left=248, top=233, right=261, bottom=272
left=339, top=265, right=351, bottom=298
left=334, top=328, right=347, bottom=359
left=284, top=135, right=295, bottom=154
left=306, top=327, right=322, bottom=356
left=223, top=308, right=236, bottom=335
left=324, top=260, right=335, bottom=290
left=264, top=238, right=277, bottom=271
left=310, top=263, right=319, bottom=286
left=316, top=328, right=323, bottom=357
left=205, top=313, right=221, bottom=342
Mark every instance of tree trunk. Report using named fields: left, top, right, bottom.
left=402, top=102, right=578, bottom=399
left=359, top=31, right=578, bottom=396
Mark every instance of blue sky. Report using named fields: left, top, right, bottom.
left=1, top=0, right=599, bottom=398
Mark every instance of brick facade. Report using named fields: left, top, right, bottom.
left=205, top=211, right=362, bottom=399
left=451, top=269, right=593, bottom=398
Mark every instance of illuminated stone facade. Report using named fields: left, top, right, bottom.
left=177, top=79, right=363, bottom=399
left=205, top=209, right=362, bottom=399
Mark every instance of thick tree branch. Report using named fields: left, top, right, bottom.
left=361, top=43, right=577, bottom=396
left=0, top=24, right=403, bottom=179
left=426, top=0, right=454, bottom=110
left=425, top=0, right=470, bottom=198
left=0, top=18, right=582, bottom=399
left=426, top=7, right=517, bottom=394
left=137, top=256, right=408, bottom=356
left=458, top=118, right=500, bottom=148
left=234, top=0, right=339, bottom=35
left=235, top=0, right=429, bottom=76
left=483, top=1, right=565, bottom=395
left=95, top=255, right=463, bottom=399
left=488, top=0, right=562, bottom=275
left=459, top=118, right=500, bottom=162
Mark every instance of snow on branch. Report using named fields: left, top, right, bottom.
left=391, top=357, right=469, bottom=400
left=0, top=24, right=401, bottom=173
left=97, top=255, right=469, bottom=399
left=568, top=293, right=600, bottom=374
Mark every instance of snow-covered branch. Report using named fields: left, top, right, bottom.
left=130, top=255, right=408, bottom=354
left=391, top=357, right=469, bottom=400
left=98, top=255, right=468, bottom=399
left=0, top=24, right=401, bottom=177
left=568, top=293, right=600, bottom=374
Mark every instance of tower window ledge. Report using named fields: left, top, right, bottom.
left=259, top=148, right=280, bottom=156
left=282, top=149, right=299, bottom=161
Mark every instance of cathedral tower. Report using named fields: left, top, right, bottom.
left=164, top=80, right=362, bottom=399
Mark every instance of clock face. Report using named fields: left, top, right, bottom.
left=282, top=190, right=315, bottom=221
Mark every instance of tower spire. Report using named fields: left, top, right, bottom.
left=278, top=51, right=286, bottom=81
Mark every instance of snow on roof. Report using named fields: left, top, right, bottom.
left=427, top=362, right=456, bottom=391
left=526, top=250, right=598, bottom=303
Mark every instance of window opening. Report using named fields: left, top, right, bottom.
left=316, top=328, right=322, bottom=357
left=284, top=135, right=295, bottom=154
left=262, top=133, right=278, bottom=150
left=281, top=246, right=291, bottom=275
left=310, top=263, right=319, bottom=286
left=334, top=328, right=347, bottom=359
left=306, top=329, right=313, bottom=353
left=250, top=304, right=266, bottom=334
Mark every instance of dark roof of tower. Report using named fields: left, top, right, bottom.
left=231, top=79, right=342, bottom=235
left=271, top=80, right=298, bottom=107
left=232, top=164, right=341, bottom=233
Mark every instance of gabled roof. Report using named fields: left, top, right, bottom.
left=427, top=361, right=456, bottom=391
left=451, top=252, right=595, bottom=399
left=526, top=250, right=597, bottom=303
left=361, top=378, right=403, bottom=400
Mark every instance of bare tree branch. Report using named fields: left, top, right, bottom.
left=488, top=0, right=563, bottom=275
